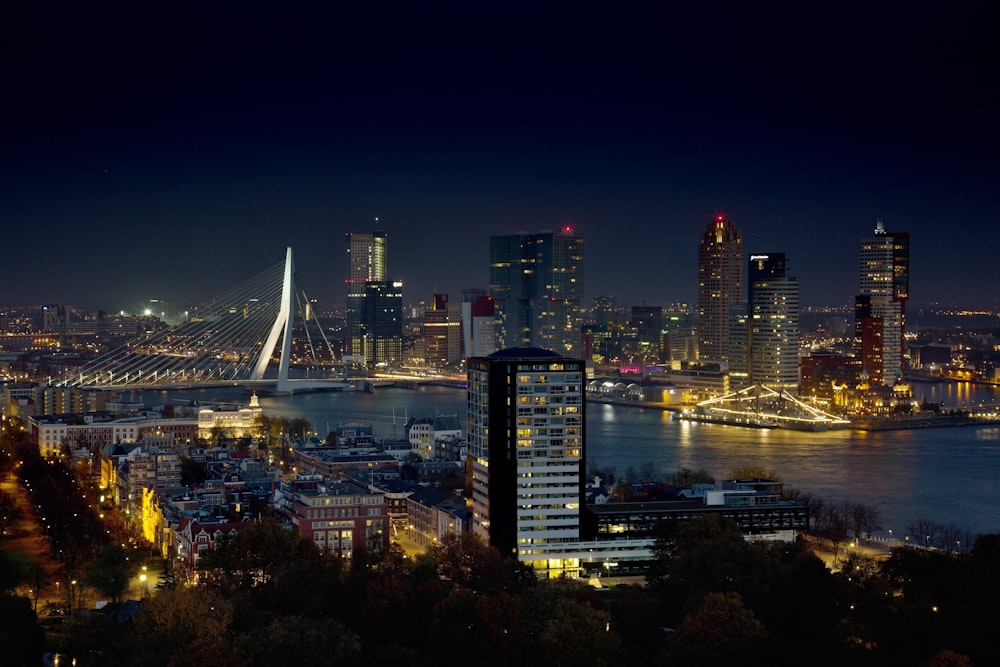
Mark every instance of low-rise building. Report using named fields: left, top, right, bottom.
left=283, top=474, right=388, bottom=558
left=405, top=486, right=469, bottom=548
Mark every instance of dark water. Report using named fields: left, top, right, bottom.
left=139, top=382, right=1000, bottom=540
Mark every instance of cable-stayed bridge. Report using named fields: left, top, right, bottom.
left=58, top=248, right=347, bottom=394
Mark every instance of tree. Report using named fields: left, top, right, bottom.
left=728, top=463, right=781, bottom=481
left=848, top=502, right=883, bottom=543
left=133, top=587, right=234, bottom=667
left=650, top=515, right=774, bottom=624
left=638, top=460, right=661, bottom=483
left=84, top=544, right=139, bottom=607
left=588, top=462, right=616, bottom=487
left=237, top=615, right=361, bottom=667
left=611, top=478, right=635, bottom=501
left=936, top=524, right=964, bottom=553
left=669, top=467, right=715, bottom=487
left=210, top=419, right=226, bottom=446
left=435, top=533, right=534, bottom=595
left=908, top=517, right=939, bottom=548
left=199, top=518, right=304, bottom=595
left=816, top=503, right=850, bottom=561
left=659, top=592, right=769, bottom=667
left=525, top=582, right=622, bottom=666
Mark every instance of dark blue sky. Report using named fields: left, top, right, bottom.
left=2, top=3, right=997, bottom=311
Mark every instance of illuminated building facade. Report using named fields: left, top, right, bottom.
left=362, top=280, right=404, bottom=367
left=197, top=392, right=263, bottom=440
left=489, top=228, right=585, bottom=356
left=744, top=253, right=800, bottom=390
left=462, top=294, right=496, bottom=359
left=345, top=231, right=387, bottom=357
left=856, top=220, right=909, bottom=385
left=424, top=293, right=462, bottom=366
left=468, top=348, right=585, bottom=573
left=284, top=474, right=388, bottom=559
left=698, top=216, right=743, bottom=361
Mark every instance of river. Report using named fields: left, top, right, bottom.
left=136, top=381, right=1000, bottom=541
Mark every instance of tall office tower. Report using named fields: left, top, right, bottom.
left=362, top=280, right=403, bottom=367
left=489, top=228, right=585, bottom=356
left=467, top=348, right=585, bottom=571
left=424, top=293, right=462, bottom=366
left=345, top=231, right=387, bottom=357
left=747, top=253, right=800, bottom=390
left=856, top=220, right=909, bottom=385
left=630, top=305, right=665, bottom=364
left=462, top=287, right=488, bottom=304
left=591, top=296, right=618, bottom=330
left=727, top=304, right=751, bottom=388
left=698, top=216, right=743, bottom=361
left=462, top=294, right=496, bottom=359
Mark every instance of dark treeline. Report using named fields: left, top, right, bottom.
left=4, top=515, right=996, bottom=666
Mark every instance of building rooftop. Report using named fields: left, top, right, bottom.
left=487, top=347, right=563, bottom=360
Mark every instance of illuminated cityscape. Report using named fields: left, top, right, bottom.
left=2, top=4, right=998, bottom=666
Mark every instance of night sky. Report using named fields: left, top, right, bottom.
left=3, top=3, right=997, bottom=312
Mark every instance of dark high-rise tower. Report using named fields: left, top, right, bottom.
left=489, top=228, right=585, bottom=356
left=345, top=231, right=387, bottom=358
left=362, top=280, right=403, bottom=368
left=746, top=253, right=799, bottom=390
left=856, top=220, right=909, bottom=385
left=698, top=216, right=743, bottom=361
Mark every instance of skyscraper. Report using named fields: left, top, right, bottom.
left=345, top=231, right=387, bottom=357
left=462, top=294, right=496, bottom=359
left=467, top=348, right=585, bottom=571
left=747, top=253, right=800, bottom=390
left=361, top=280, right=403, bottom=367
left=856, top=220, right=909, bottom=385
left=698, top=216, right=743, bottom=361
left=424, top=293, right=462, bottom=366
left=630, top=305, right=665, bottom=364
left=489, top=228, right=585, bottom=356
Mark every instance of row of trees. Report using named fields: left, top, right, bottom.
left=40, top=522, right=623, bottom=667
left=24, top=513, right=1000, bottom=667
left=645, top=515, right=999, bottom=666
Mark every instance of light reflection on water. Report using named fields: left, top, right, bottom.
left=136, top=383, right=1000, bottom=538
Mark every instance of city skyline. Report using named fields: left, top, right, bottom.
left=3, top=5, right=997, bottom=311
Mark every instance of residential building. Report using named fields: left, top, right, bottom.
left=467, top=347, right=585, bottom=573
left=283, top=474, right=388, bottom=558
left=405, top=413, right=462, bottom=460
left=405, top=485, right=469, bottom=548
left=734, top=253, right=800, bottom=390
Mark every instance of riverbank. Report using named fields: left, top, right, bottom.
left=852, top=415, right=999, bottom=431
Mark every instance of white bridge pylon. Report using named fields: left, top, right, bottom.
left=258, top=247, right=345, bottom=393
left=58, top=247, right=346, bottom=393
left=253, top=247, right=295, bottom=390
